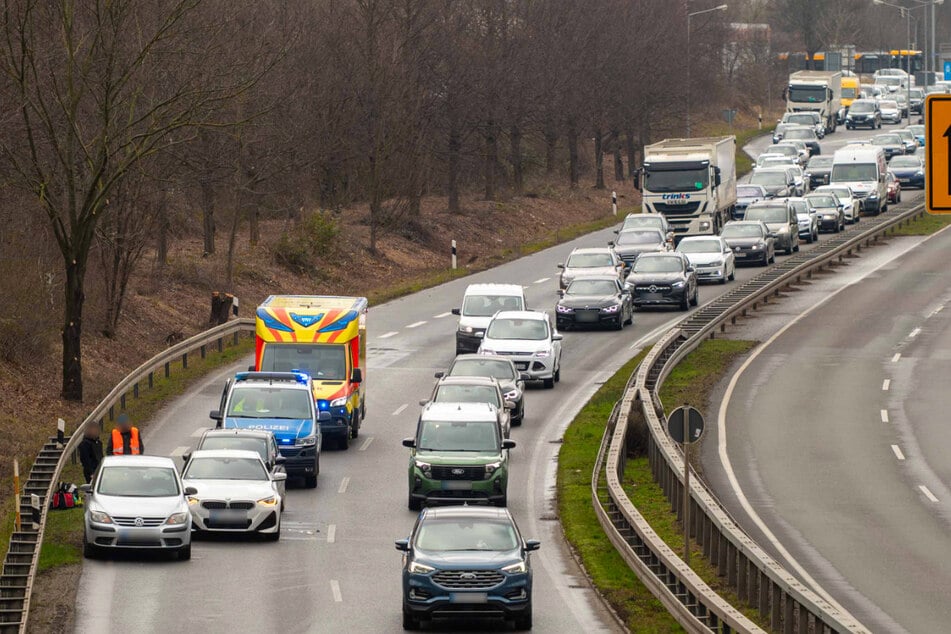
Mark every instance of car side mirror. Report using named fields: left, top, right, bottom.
left=502, top=439, right=516, bottom=450
left=418, top=399, right=429, bottom=406
left=504, top=400, right=516, bottom=410
left=272, top=472, right=288, bottom=482
left=182, top=452, right=191, bottom=464
left=79, top=484, right=92, bottom=494
left=557, top=263, right=565, bottom=269
left=184, top=486, right=198, bottom=496
left=519, top=372, right=530, bottom=381
left=766, top=232, right=778, bottom=239
left=209, top=410, right=221, bottom=421
left=434, top=371, right=445, bottom=379
left=686, top=266, right=695, bottom=273
left=395, top=539, right=411, bottom=551
left=248, top=365, right=255, bottom=372
left=451, top=308, right=460, bottom=315
left=632, top=171, right=641, bottom=190
left=350, top=367, right=363, bottom=384
left=318, top=411, right=332, bottom=422
left=275, top=456, right=287, bottom=466
left=524, top=539, right=541, bottom=552
left=607, top=241, right=615, bottom=247
left=402, top=438, right=416, bottom=448
left=557, top=289, right=565, bottom=298
left=552, top=333, right=563, bottom=341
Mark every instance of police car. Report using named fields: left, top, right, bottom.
left=210, top=372, right=326, bottom=488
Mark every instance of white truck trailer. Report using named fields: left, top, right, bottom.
left=786, top=70, right=842, bottom=133
left=634, top=136, right=736, bottom=240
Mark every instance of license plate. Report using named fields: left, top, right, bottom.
left=210, top=510, right=247, bottom=523
left=735, top=252, right=747, bottom=258
left=665, top=198, right=688, bottom=205
left=514, top=362, right=528, bottom=370
left=443, top=480, right=472, bottom=491
left=575, top=312, right=598, bottom=322
left=451, top=593, right=488, bottom=604
left=898, top=178, right=910, bottom=183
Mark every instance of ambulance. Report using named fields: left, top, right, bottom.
left=254, top=296, right=367, bottom=450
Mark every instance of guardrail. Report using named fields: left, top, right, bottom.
left=594, top=203, right=926, bottom=633
left=0, top=318, right=255, bottom=633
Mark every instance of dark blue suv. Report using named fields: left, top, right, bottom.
left=396, top=506, right=539, bottom=630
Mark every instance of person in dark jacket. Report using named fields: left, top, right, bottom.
left=78, top=422, right=103, bottom=483
left=106, top=413, right=144, bottom=456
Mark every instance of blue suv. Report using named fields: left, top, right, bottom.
left=396, top=506, right=539, bottom=630
left=210, top=372, right=327, bottom=488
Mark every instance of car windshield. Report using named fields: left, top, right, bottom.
left=721, top=224, right=764, bottom=238
left=616, top=230, right=662, bottom=246
left=415, top=518, right=519, bottom=552
left=566, top=279, right=618, bottom=295
left=761, top=158, right=791, bottom=168
left=784, top=129, right=813, bottom=140
left=199, top=437, right=268, bottom=462
left=566, top=252, right=613, bottom=268
left=841, top=87, right=858, bottom=99
left=889, top=156, right=920, bottom=167
left=632, top=256, right=682, bottom=273
left=750, top=171, right=787, bottom=186
left=789, top=201, right=809, bottom=215
left=184, top=456, right=268, bottom=481
left=878, top=102, right=898, bottom=111
left=97, top=466, right=180, bottom=497
left=831, top=164, right=877, bottom=181
left=463, top=294, right=523, bottom=317
left=786, top=114, right=816, bottom=125
left=909, top=125, right=924, bottom=135
left=850, top=101, right=875, bottom=113
left=226, top=386, right=312, bottom=419
left=745, top=207, right=788, bottom=223
left=260, top=343, right=345, bottom=380
left=621, top=216, right=664, bottom=230
left=677, top=239, right=721, bottom=254
left=644, top=167, right=708, bottom=192
left=877, top=77, right=901, bottom=86
left=821, top=188, right=850, bottom=199
left=806, top=195, right=837, bottom=208
left=448, top=359, right=516, bottom=381
left=434, top=385, right=501, bottom=408
left=788, top=85, right=826, bottom=103
left=485, top=318, right=548, bottom=341
left=737, top=185, right=764, bottom=197
left=772, top=146, right=798, bottom=157
left=417, top=420, right=499, bottom=452
left=807, top=157, right=833, bottom=168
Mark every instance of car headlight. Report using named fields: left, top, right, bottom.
left=296, top=435, right=317, bottom=446
left=166, top=512, right=188, bottom=525
left=671, top=281, right=685, bottom=288
left=751, top=244, right=761, bottom=250
left=330, top=396, right=348, bottom=408
left=535, top=349, right=551, bottom=358
left=479, top=348, right=495, bottom=355
left=503, top=389, right=519, bottom=401
left=709, top=258, right=723, bottom=266
left=555, top=304, right=573, bottom=314
left=409, top=561, right=435, bottom=574
left=868, top=193, right=879, bottom=199
left=502, top=561, right=528, bottom=574
left=699, top=221, right=711, bottom=231
left=89, top=510, right=113, bottom=524
left=414, top=460, right=432, bottom=474
left=485, top=461, right=503, bottom=474
left=600, top=304, right=620, bottom=313
left=460, top=325, right=474, bottom=334
left=916, top=170, right=924, bottom=176
left=257, top=496, right=279, bottom=506
left=187, top=496, right=200, bottom=506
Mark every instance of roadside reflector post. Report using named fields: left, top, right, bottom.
left=612, top=191, right=618, bottom=216
left=14, top=459, right=21, bottom=531
left=667, top=405, right=706, bottom=568
left=451, top=240, right=457, bottom=271
left=57, top=417, right=66, bottom=448
left=30, top=494, right=40, bottom=530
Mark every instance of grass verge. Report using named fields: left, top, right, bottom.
left=889, top=211, right=951, bottom=236
left=557, top=348, right=685, bottom=633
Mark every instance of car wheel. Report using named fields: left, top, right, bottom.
left=690, top=288, right=699, bottom=306
left=785, top=242, right=793, bottom=255
left=350, top=412, right=360, bottom=439
left=176, top=543, right=191, bottom=561
left=513, top=606, right=533, bottom=631
left=680, top=293, right=690, bottom=311
left=613, top=315, right=623, bottom=330
left=543, top=377, right=555, bottom=389
left=403, top=608, right=421, bottom=631
left=728, top=269, right=735, bottom=281
left=554, top=363, right=561, bottom=383
left=408, top=495, right=422, bottom=512
left=623, top=306, right=633, bottom=326
left=305, top=473, right=317, bottom=489
left=82, top=535, right=100, bottom=560
left=898, top=192, right=901, bottom=203
left=813, top=228, right=819, bottom=242
left=768, top=250, right=776, bottom=264
left=794, top=238, right=800, bottom=252
left=338, top=429, right=350, bottom=451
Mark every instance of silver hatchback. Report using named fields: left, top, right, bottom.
left=81, top=455, right=194, bottom=560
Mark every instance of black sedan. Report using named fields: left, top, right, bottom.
left=556, top=276, right=633, bottom=330
left=624, top=253, right=698, bottom=311
left=439, top=354, right=527, bottom=425
left=782, top=126, right=821, bottom=156
left=888, top=155, right=925, bottom=189
left=720, top=221, right=776, bottom=266
left=804, top=155, right=833, bottom=188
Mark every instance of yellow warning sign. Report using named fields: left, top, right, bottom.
left=926, top=95, right=951, bottom=214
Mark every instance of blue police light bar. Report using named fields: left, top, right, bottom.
left=234, top=371, right=309, bottom=385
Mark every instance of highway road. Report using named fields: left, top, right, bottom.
left=73, top=126, right=887, bottom=633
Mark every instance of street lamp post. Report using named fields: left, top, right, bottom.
left=686, top=4, right=728, bottom=137
left=874, top=0, right=919, bottom=119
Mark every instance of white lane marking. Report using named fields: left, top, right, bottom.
left=882, top=379, right=891, bottom=391
left=891, top=445, right=906, bottom=461
left=434, top=312, right=451, bottom=318
left=170, top=446, right=190, bottom=457
left=891, top=353, right=902, bottom=363
left=338, top=477, right=350, bottom=494
left=881, top=409, right=889, bottom=423
left=533, top=277, right=550, bottom=284
left=392, top=403, right=408, bottom=416
left=406, top=321, right=427, bottom=329
left=330, top=580, right=343, bottom=602
left=715, top=234, right=938, bottom=612
left=327, top=524, right=336, bottom=543
left=919, top=485, right=939, bottom=502
left=928, top=305, right=944, bottom=318
left=191, top=428, right=206, bottom=438
left=909, top=327, right=922, bottom=338
left=359, top=437, right=374, bottom=451
left=378, top=331, right=398, bottom=339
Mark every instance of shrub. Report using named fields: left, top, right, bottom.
left=273, top=211, right=339, bottom=274
left=0, top=264, right=56, bottom=364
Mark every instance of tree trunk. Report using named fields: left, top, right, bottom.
left=594, top=127, right=605, bottom=189
left=484, top=121, right=497, bottom=201
left=200, top=179, right=215, bottom=256
left=612, top=130, right=624, bottom=181
left=510, top=123, right=523, bottom=193
left=61, top=256, right=86, bottom=401
left=545, top=119, right=557, bottom=175
left=448, top=123, right=461, bottom=214
left=249, top=205, right=259, bottom=246
left=156, top=188, right=169, bottom=268
left=567, top=119, right=579, bottom=189
left=225, top=199, right=241, bottom=291
left=626, top=130, right=638, bottom=178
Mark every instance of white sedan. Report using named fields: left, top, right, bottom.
left=814, top=185, right=861, bottom=223
left=183, top=449, right=285, bottom=540
left=675, top=236, right=736, bottom=284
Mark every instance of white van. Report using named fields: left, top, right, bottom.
left=452, top=283, right=526, bottom=355
left=830, top=144, right=888, bottom=215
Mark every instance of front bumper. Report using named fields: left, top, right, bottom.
left=408, top=468, right=508, bottom=506
left=846, top=117, right=875, bottom=128
left=190, top=503, right=279, bottom=534
left=278, top=444, right=319, bottom=473
left=85, top=518, right=190, bottom=550
left=632, top=286, right=688, bottom=306
left=556, top=308, right=622, bottom=328
left=694, top=265, right=727, bottom=282
left=860, top=197, right=881, bottom=212
left=731, top=247, right=768, bottom=263
left=797, top=222, right=814, bottom=237
left=894, top=174, right=924, bottom=188
left=817, top=215, right=840, bottom=230
left=455, top=330, right=484, bottom=353
left=403, top=572, right=531, bottom=620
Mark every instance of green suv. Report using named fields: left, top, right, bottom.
left=402, top=402, right=515, bottom=511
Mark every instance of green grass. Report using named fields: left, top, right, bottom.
left=890, top=212, right=951, bottom=236
left=658, top=339, right=757, bottom=417
left=557, top=348, right=685, bottom=633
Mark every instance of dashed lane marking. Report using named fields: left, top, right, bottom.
left=919, top=485, right=939, bottom=502
left=909, top=327, right=922, bottom=338
left=406, top=321, right=427, bottom=329
left=331, top=580, right=343, bottom=602
left=882, top=379, right=891, bottom=391
left=170, top=446, right=190, bottom=457
left=881, top=409, right=889, bottom=423
left=378, top=331, right=398, bottom=339
left=891, top=353, right=901, bottom=363
left=434, top=312, right=451, bottom=318
left=891, top=445, right=905, bottom=461
left=392, top=404, right=408, bottom=416
left=338, top=477, right=350, bottom=494
left=359, top=437, right=374, bottom=451
left=533, top=277, right=550, bottom=284
left=327, top=524, right=336, bottom=544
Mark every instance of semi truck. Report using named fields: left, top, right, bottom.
left=634, top=136, right=737, bottom=240
left=786, top=70, right=842, bottom=133
left=254, top=295, right=367, bottom=450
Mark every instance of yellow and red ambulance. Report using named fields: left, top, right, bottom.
left=254, top=296, right=367, bottom=449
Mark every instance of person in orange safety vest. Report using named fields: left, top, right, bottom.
left=106, top=413, right=144, bottom=455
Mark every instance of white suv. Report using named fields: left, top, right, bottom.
left=478, top=311, right=563, bottom=389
